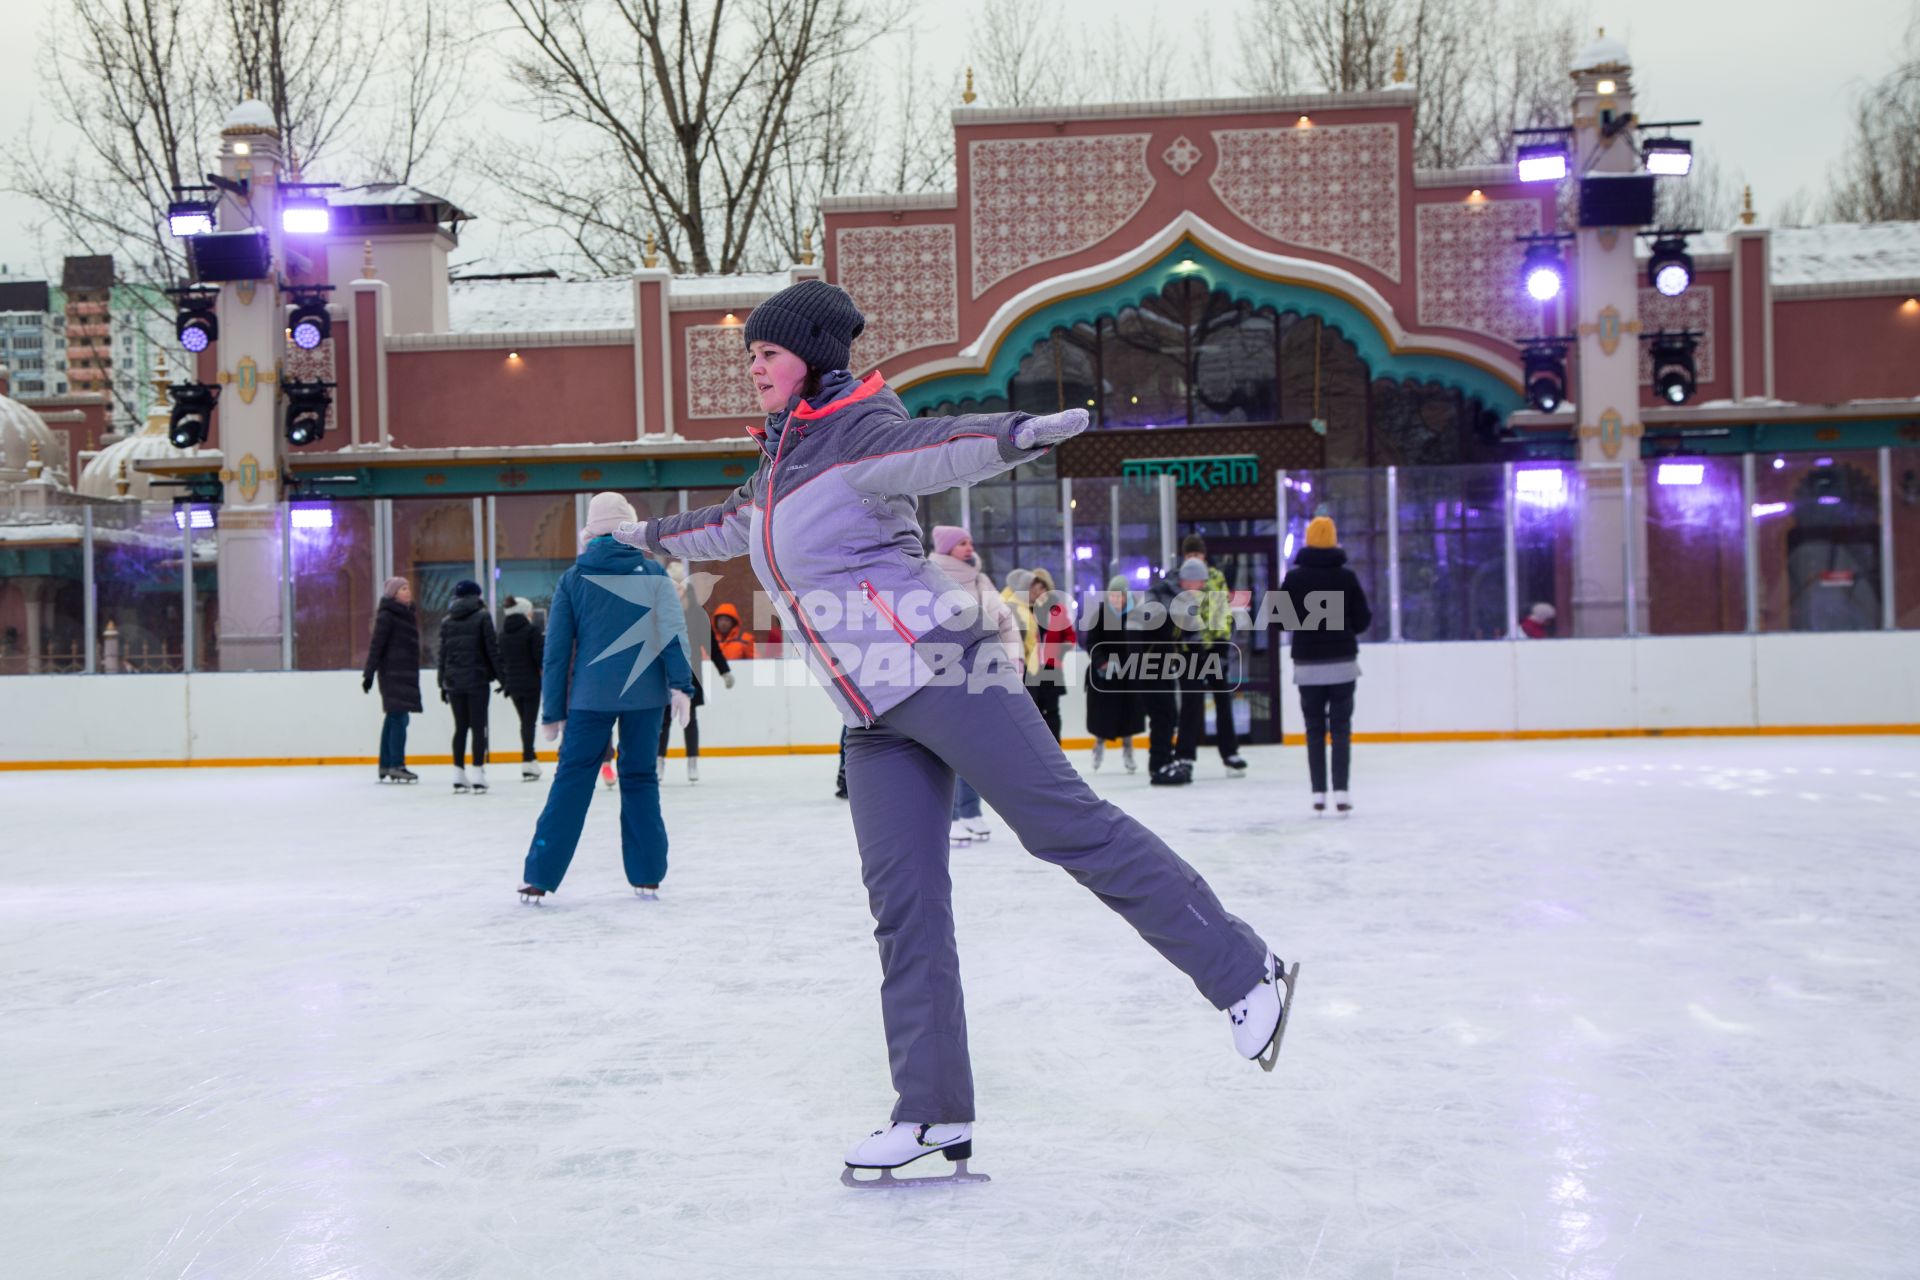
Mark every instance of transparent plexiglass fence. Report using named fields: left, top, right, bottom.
left=0, top=504, right=92, bottom=673
left=1063, top=475, right=1168, bottom=610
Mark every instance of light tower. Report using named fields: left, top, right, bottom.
left=1567, top=31, right=1650, bottom=636
left=209, top=98, right=291, bottom=669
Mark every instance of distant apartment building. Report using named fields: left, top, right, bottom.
left=0, top=277, right=63, bottom=399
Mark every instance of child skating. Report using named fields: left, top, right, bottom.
left=612, top=282, right=1297, bottom=1185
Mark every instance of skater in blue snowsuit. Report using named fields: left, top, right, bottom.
left=519, top=492, right=694, bottom=902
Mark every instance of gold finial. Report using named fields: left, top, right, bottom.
left=362, top=239, right=376, bottom=277
left=1739, top=185, right=1756, bottom=227
left=1392, top=46, right=1407, bottom=84
left=115, top=459, right=130, bottom=497
left=962, top=67, right=977, bottom=106
left=152, top=349, right=171, bottom=403
left=27, top=438, right=43, bottom=479
left=643, top=231, right=660, bottom=270
left=799, top=226, right=816, bottom=267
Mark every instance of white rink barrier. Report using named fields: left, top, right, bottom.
left=1, top=634, right=1916, bottom=768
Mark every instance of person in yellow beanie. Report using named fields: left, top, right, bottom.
left=1280, top=515, right=1372, bottom=815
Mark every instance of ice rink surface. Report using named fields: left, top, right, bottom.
left=3, top=736, right=1918, bottom=1279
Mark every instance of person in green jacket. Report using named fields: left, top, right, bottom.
left=1174, top=535, right=1249, bottom=776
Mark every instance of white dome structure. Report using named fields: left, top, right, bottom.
left=1573, top=29, right=1631, bottom=73
left=0, top=372, right=66, bottom=485
left=77, top=354, right=206, bottom=500
left=223, top=98, right=278, bottom=134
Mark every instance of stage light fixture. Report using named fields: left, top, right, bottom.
left=1649, top=333, right=1698, bottom=404
left=1648, top=235, right=1694, bottom=297
left=190, top=229, right=272, bottom=282
left=1643, top=137, right=1693, bottom=176
left=1522, top=242, right=1565, bottom=302
left=1516, top=141, right=1569, bottom=184
left=282, top=197, right=330, bottom=235
left=168, top=200, right=216, bottom=238
left=283, top=379, right=333, bottom=447
left=1521, top=339, right=1571, bottom=412
left=288, top=296, right=330, bottom=350
left=173, top=289, right=219, bottom=353
left=167, top=381, right=221, bottom=449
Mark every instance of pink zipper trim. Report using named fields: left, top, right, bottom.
left=861, top=580, right=918, bottom=645
left=762, top=431, right=874, bottom=722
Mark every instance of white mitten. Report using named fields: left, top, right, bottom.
left=670, top=689, right=692, bottom=728
left=1013, top=408, right=1091, bottom=450
left=721, top=671, right=735, bottom=690
left=611, top=520, right=650, bottom=549
left=543, top=720, right=563, bottom=742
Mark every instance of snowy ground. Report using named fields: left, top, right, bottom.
left=3, top=737, right=1918, bottom=1280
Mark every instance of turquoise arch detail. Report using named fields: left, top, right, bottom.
left=896, top=240, right=1524, bottom=416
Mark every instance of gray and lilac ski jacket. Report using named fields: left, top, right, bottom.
left=643, top=372, right=1045, bottom=727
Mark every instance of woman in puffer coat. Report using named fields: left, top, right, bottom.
left=1080, top=573, right=1144, bottom=772
left=361, top=576, right=423, bottom=783
left=927, top=524, right=1022, bottom=845
left=611, top=279, right=1293, bottom=1179
left=498, top=596, right=545, bottom=781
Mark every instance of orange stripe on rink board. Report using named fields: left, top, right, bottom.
left=0, top=727, right=1913, bottom=771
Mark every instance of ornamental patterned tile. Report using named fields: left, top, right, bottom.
left=968, top=135, right=1156, bottom=298
left=1637, top=285, right=1715, bottom=383
left=1415, top=199, right=1544, bottom=339
left=1210, top=123, right=1402, bottom=281
left=836, top=225, right=959, bottom=366
left=684, top=325, right=761, bottom=420
left=284, top=339, right=337, bottom=435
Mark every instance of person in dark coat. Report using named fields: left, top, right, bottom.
left=438, top=579, right=503, bottom=793
left=1142, top=565, right=1195, bottom=785
left=1081, top=574, right=1144, bottom=773
left=499, top=596, right=546, bottom=781
left=362, top=576, right=423, bottom=783
left=1280, top=516, right=1373, bottom=815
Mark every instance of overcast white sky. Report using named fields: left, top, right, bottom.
left=1, top=0, right=1915, bottom=282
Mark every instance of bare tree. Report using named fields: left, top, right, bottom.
left=222, top=0, right=381, bottom=174
left=1234, top=0, right=1581, bottom=169
left=1655, top=146, right=1746, bottom=232
left=360, top=0, right=477, bottom=187
left=492, top=0, right=902, bottom=276
left=1828, top=14, right=1920, bottom=222
left=967, top=0, right=1199, bottom=110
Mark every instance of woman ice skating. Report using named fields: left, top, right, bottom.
left=518, top=493, right=695, bottom=904
left=438, top=580, right=502, bottom=794
left=928, top=524, right=1022, bottom=845
left=1082, top=574, right=1144, bottom=773
left=710, top=602, right=756, bottom=660
left=499, top=596, right=546, bottom=781
left=1281, top=516, right=1372, bottom=815
left=610, top=279, right=1297, bottom=1185
left=656, top=560, right=732, bottom=784
left=362, top=576, right=423, bottom=783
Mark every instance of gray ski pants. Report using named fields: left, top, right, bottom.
left=845, top=635, right=1271, bottom=1124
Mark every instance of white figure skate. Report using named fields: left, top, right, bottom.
left=841, top=1122, right=988, bottom=1189
left=948, top=820, right=974, bottom=848
left=1229, top=952, right=1300, bottom=1073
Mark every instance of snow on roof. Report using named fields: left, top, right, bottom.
left=447, top=278, right=634, bottom=334
left=1771, top=224, right=1920, bottom=288
left=669, top=272, right=790, bottom=299
left=223, top=99, right=276, bottom=132
left=445, top=272, right=794, bottom=334
left=1633, top=222, right=1920, bottom=289
left=329, top=183, right=465, bottom=211
left=448, top=255, right=557, bottom=282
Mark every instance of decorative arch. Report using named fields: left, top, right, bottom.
left=893, top=216, right=1522, bottom=417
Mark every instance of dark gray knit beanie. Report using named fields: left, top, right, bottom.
left=742, top=279, right=866, bottom=373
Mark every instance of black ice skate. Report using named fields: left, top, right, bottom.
left=841, top=1122, right=989, bottom=1189
left=518, top=885, right=546, bottom=905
